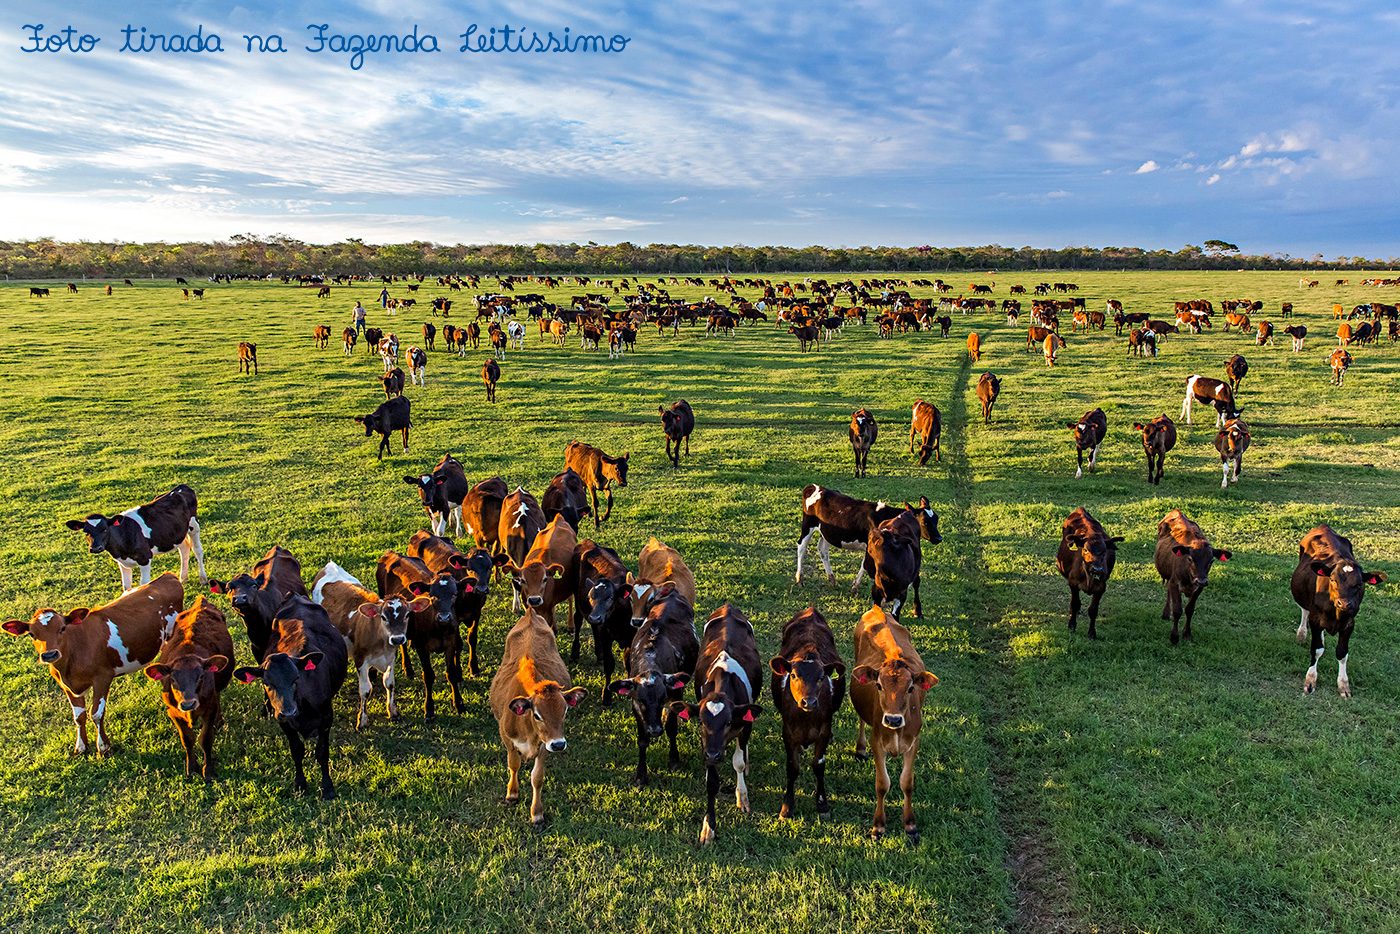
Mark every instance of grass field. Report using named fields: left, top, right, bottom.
left=0, top=270, right=1396, bottom=933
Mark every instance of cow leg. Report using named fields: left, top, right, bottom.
left=119, top=562, right=134, bottom=592
left=1089, top=444, right=1100, bottom=473
left=171, top=710, right=196, bottom=777
left=1304, top=624, right=1325, bottom=694
left=65, top=690, right=90, bottom=755
left=356, top=661, right=373, bottom=729
left=795, top=526, right=818, bottom=584
left=1087, top=590, right=1104, bottom=640
left=187, top=518, right=207, bottom=583
left=907, top=425, right=916, bottom=455
left=91, top=677, right=115, bottom=756
left=1155, top=452, right=1166, bottom=484
left=1233, top=456, right=1242, bottom=483
left=634, top=717, right=651, bottom=786
left=594, top=627, right=613, bottom=704
left=418, top=645, right=437, bottom=720
left=934, top=435, right=941, bottom=463
left=283, top=723, right=308, bottom=794
left=176, top=539, right=191, bottom=582
left=430, top=513, right=444, bottom=537
left=901, top=743, right=920, bottom=842
left=871, top=742, right=890, bottom=838
left=1296, top=607, right=1309, bottom=644
left=200, top=706, right=220, bottom=781
left=912, top=575, right=923, bottom=619
left=813, top=728, right=833, bottom=816
left=401, top=427, right=409, bottom=454
left=1336, top=626, right=1353, bottom=698
left=699, top=763, right=719, bottom=845
left=684, top=433, right=690, bottom=456
left=529, top=752, right=548, bottom=826
left=602, top=488, right=615, bottom=524
left=733, top=737, right=751, bottom=813
left=504, top=746, right=523, bottom=803
left=451, top=506, right=463, bottom=538
left=1068, top=586, right=1081, bottom=632
left=854, top=719, right=869, bottom=760
left=780, top=733, right=800, bottom=819
left=1165, top=580, right=1181, bottom=644
left=1182, top=586, right=1201, bottom=642
left=664, top=706, right=682, bottom=768
left=1075, top=447, right=1084, bottom=480
left=445, top=641, right=465, bottom=713
left=139, top=563, right=152, bottom=587
left=851, top=552, right=871, bottom=595
left=1181, top=393, right=1192, bottom=424
left=384, top=661, right=400, bottom=721
left=1221, top=460, right=1231, bottom=489
left=377, top=435, right=389, bottom=460
left=399, top=643, right=415, bottom=679
left=466, top=618, right=481, bottom=677
left=591, top=488, right=602, bottom=529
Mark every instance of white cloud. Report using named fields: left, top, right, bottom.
left=1206, top=174, right=1221, bottom=185
left=1135, top=160, right=1160, bottom=174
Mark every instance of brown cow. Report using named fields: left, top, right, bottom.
left=488, top=609, right=586, bottom=826
left=482, top=358, right=500, bottom=403
left=850, top=408, right=877, bottom=477
left=1025, top=326, right=1055, bottom=350
left=627, top=537, right=697, bottom=625
left=976, top=372, right=1001, bottom=425
left=498, top=487, right=546, bottom=609
left=1255, top=321, right=1274, bottom=346
left=1291, top=525, right=1386, bottom=697
left=342, top=328, right=358, bottom=356
left=143, top=595, right=234, bottom=779
left=1223, top=354, right=1248, bottom=392
left=508, top=515, right=578, bottom=632
left=463, top=477, right=509, bottom=554
left=769, top=607, right=845, bottom=819
left=1043, top=333, right=1065, bottom=366
left=1056, top=507, right=1122, bottom=639
left=1154, top=510, right=1230, bottom=645
left=1132, top=414, right=1177, bottom=485
left=1284, top=325, right=1307, bottom=352
left=1329, top=348, right=1352, bottom=386
left=850, top=605, right=937, bottom=841
left=564, top=440, right=630, bottom=528
left=966, top=332, right=983, bottom=362
left=313, top=325, right=331, bottom=349
left=907, top=400, right=940, bottom=465
left=1214, top=418, right=1250, bottom=488
left=4, top=573, right=184, bottom=756
left=238, top=341, right=258, bottom=375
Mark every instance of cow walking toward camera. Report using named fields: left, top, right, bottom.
left=1214, top=418, right=1250, bottom=488
left=908, top=400, right=941, bottom=465
left=1068, top=408, right=1107, bottom=479
left=660, top=400, right=694, bottom=468
left=1154, top=510, right=1230, bottom=644
left=1329, top=348, right=1352, bottom=386
left=1132, top=415, right=1176, bottom=485
left=796, top=486, right=940, bottom=589
left=66, top=484, right=206, bottom=592
left=850, top=408, right=877, bottom=477
left=144, top=595, right=233, bottom=779
left=770, top=607, right=845, bottom=819
left=1056, top=507, right=1122, bottom=639
left=238, top=342, right=258, bottom=375
left=377, top=550, right=462, bottom=720
left=608, top=587, right=697, bottom=785
left=406, top=531, right=495, bottom=677
left=403, top=454, right=468, bottom=537
left=976, top=372, right=1000, bottom=425
left=482, top=358, right=500, bottom=402
left=208, top=544, right=306, bottom=670
left=1224, top=355, right=1249, bottom=392
left=1291, top=525, right=1386, bottom=698
left=564, top=440, right=630, bottom=528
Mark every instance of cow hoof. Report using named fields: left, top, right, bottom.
left=1295, top=624, right=1309, bottom=644
left=1339, top=680, right=1352, bottom=699
left=869, top=826, right=885, bottom=840
left=531, top=816, right=547, bottom=830
left=503, top=795, right=519, bottom=805
left=698, top=823, right=716, bottom=846
left=853, top=750, right=869, bottom=762
left=631, top=775, right=649, bottom=788
left=816, top=807, right=831, bottom=820
left=905, top=828, right=921, bottom=846
left=321, top=786, right=336, bottom=801
left=1074, top=468, right=1083, bottom=479
left=1169, top=631, right=1180, bottom=646
left=1303, top=674, right=1317, bottom=695
left=779, top=803, right=793, bottom=820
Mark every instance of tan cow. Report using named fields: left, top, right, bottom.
left=508, top=516, right=577, bottom=627
left=966, top=332, right=982, bottom=362
left=1044, top=333, right=1065, bottom=366
left=143, top=595, right=233, bottom=779
left=627, top=537, right=696, bottom=625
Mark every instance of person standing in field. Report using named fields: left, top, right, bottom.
left=352, top=301, right=367, bottom=336
left=379, top=287, right=389, bottom=309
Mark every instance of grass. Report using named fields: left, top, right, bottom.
left=0, top=270, right=1395, bottom=933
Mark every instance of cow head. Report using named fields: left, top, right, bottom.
left=450, top=549, right=494, bottom=598
left=771, top=650, right=844, bottom=713
left=904, top=497, right=942, bottom=545
left=403, top=473, right=443, bottom=507
left=362, top=595, right=427, bottom=647
left=851, top=658, right=936, bottom=730
left=508, top=680, right=586, bottom=753
left=145, top=654, right=230, bottom=711
left=1309, top=560, right=1385, bottom=623
left=1215, top=421, right=1249, bottom=457
left=2, top=607, right=91, bottom=663
left=608, top=670, right=689, bottom=737
left=65, top=515, right=120, bottom=554
left=233, top=651, right=323, bottom=721
left=586, top=576, right=631, bottom=628
left=355, top=412, right=381, bottom=436
left=512, top=560, right=565, bottom=609
left=604, top=453, right=629, bottom=487
left=406, top=573, right=459, bottom=626
left=1065, top=532, right=1123, bottom=583
left=1170, top=542, right=1231, bottom=592
left=1067, top=419, right=1099, bottom=450
left=208, top=572, right=265, bottom=610
left=671, top=691, right=762, bottom=767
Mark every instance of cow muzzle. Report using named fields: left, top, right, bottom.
left=546, top=739, right=567, bottom=753
left=526, top=596, right=543, bottom=608
left=630, top=617, right=645, bottom=628
left=882, top=713, right=906, bottom=729
left=276, top=705, right=299, bottom=721
left=40, top=650, right=60, bottom=663
left=179, top=699, right=198, bottom=712
left=389, top=634, right=407, bottom=646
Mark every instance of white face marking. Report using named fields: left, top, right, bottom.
left=875, top=501, right=886, bottom=511
left=106, top=622, right=139, bottom=674
left=1077, top=423, right=1085, bottom=430
left=1343, top=565, right=1355, bottom=573
left=925, top=508, right=934, bottom=518
left=39, top=611, right=55, bottom=625
left=86, top=518, right=100, bottom=528
left=804, top=487, right=823, bottom=507
left=420, top=475, right=431, bottom=484
left=705, top=700, right=726, bottom=717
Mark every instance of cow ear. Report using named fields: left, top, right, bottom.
left=144, top=663, right=171, bottom=681
left=547, top=563, right=564, bottom=580
left=666, top=673, right=691, bottom=692
left=852, top=665, right=878, bottom=685
left=357, top=603, right=381, bottom=619
left=448, top=554, right=469, bottom=571
left=299, top=652, right=324, bottom=672
left=234, top=667, right=262, bottom=684
left=739, top=705, right=762, bottom=723
left=66, top=608, right=90, bottom=625
left=1311, top=561, right=1333, bottom=577
left=624, top=571, right=635, bottom=586
left=406, top=581, right=429, bottom=596
left=208, top=580, right=225, bottom=594
left=205, top=654, right=231, bottom=674
left=1365, top=571, right=1386, bottom=585
left=254, top=572, right=268, bottom=587
left=1171, top=545, right=1190, bottom=556
left=1066, top=421, right=1077, bottom=429
left=617, top=584, right=631, bottom=599
left=916, top=671, right=939, bottom=691
left=408, top=596, right=432, bottom=613
left=492, top=553, right=511, bottom=567
left=1214, top=550, right=1232, bottom=562
left=769, top=656, right=790, bottom=676
left=64, top=519, right=86, bottom=531
left=1, top=619, right=27, bottom=636
left=607, top=679, right=634, bottom=697
left=563, top=687, right=586, bottom=708
left=1109, top=536, right=1125, bottom=544
left=508, top=696, right=533, bottom=716
left=825, top=662, right=846, bottom=680
left=402, top=476, right=419, bottom=485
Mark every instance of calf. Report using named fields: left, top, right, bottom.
left=660, top=399, right=695, bottom=468
left=627, top=536, right=698, bottom=625
left=355, top=395, right=411, bottom=460
left=1223, top=354, right=1249, bottom=392
left=311, top=561, right=424, bottom=727
left=403, top=453, right=468, bottom=537
left=770, top=607, right=845, bottom=819
left=574, top=539, right=633, bottom=701
left=29, top=286, right=49, bottom=297
left=313, top=325, right=331, bottom=349
left=237, top=342, right=257, bottom=375
left=422, top=321, right=436, bottom=350
left=364, top=327, right=384, bottom=353
left=508, top=515, right=578, bottom=633
left=1214, top=418, right=1250, bottom=488
left=862, top=507, right=926, bottom=618
left=4, top=573, right=183, bottom=756
left=797, top=486, right=941, bottom=589
left=1127, top=328, right=1156, bottom=357
left=1132, top=414, right=1177, bottom=485
left=406, top=531, right=494, bottom=676
left=849, top=408, right=878, bottom=477
left=1055, top=507, right=1122, bottom=639
left=850, top=605, right=937, bottom=841
left=143, top=595, right=234, bottom=779
left=1043, top=332, right=1065, bottom=366
left=907, top=400, right=941, bottom=465
left=608, top=589, right=697, bottom=785
left=1068, top=407, right=1107, bottom=479
left=673, top=604, right=763, bottom=845
left=463, top=476, right=509, bottom=553
left=376, top=550, right=462, bottom=720
left=482, top=358, right=500, bottom=402
left=1291, top=525, right=1386, bottom=697
left=1256, top=321, right=1274, bottom=346
left=233, top=597, right=348, bottom=799
left=936, top=314, right=953, bottom=336
left=1154, top=510, right=1230, bottom=645
left=380, top=367, right=405, bottom=399
left=208, top=544, right=307, bottom=664
left=498, top=486, right=546, bottom=606
left=405, top=346, right=428, bottom=387
left=1026, top=326, right=1055, bottom=350
left=379, top=334, right=400, bottom=371
left=542, top=467, right=591, bottom=532
left=1181, top=375, right=1239, bottom=427
left=1329, top=348, right=1352, bottom=386
left=489, top=609, right=587, bottom=825
left=976, top=372, right=1000, bottom=425
left=66, top=483, right=206, bottom=592
left=966, top=332, right=983, bottom=362
left=342, top=328, right=358, bottom=355
left=564, top=440, right=630, bottom=528
left=1284, top=325, right=1307, bottom=352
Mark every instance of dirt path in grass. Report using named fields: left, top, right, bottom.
left=945, top=353, right=1079, bottom=933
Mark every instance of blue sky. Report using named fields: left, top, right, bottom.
left=3, top=0, right=1398, bottom=254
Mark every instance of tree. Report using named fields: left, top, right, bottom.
left=1203, top=239, right=1240, bottom=255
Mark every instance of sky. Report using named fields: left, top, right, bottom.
left=2, top=0, right=1398, bottom=255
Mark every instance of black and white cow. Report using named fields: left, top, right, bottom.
left=796, top=485, right=941, bottom=590
left=66, top=484, right=207, bottom=592
left=403, top=454, right=468, bottom=537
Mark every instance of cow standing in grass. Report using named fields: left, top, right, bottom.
left=144, top=596, right=234, bottom=779
left=770, top=607, right=845, bottom=820
left=1056, top=507, right=1122, bottom=639
left=1291, top=525, right=1386, bottom=697
left=1154, top=510, right=1230, bottom=645
left=850, top=408, right=877, bottom=477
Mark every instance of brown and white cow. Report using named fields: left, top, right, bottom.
left=849, top=408, right=878, bottom=477
left=4, top=573, right=183, bottom=756
left=1284, top=325, right=1307, bottom=352
left=238, top=341, right=258, bottom=375
left=508, top=515, right=578, bottom=630
left=976, top=372, right=1001, bottom=425
left=908, top=400, right=941, bottom=465
left=627, top=537, right=697, bottom=626
left=1291, top=525, right=1386, bottom=697
left=1068, top=408, right=1107, bottom=479
left=564, top=440, right=630, bottom=528
left=797, top=486, right=941, bottom=589
left=1043, top=332, right=1065, bottom=366
left=850, top=604, right=937, bottom=842
left=143, top=595, right=233, bottom=779
left=1329, top=348, right=1352, bottom=386
left=1214, top=418, right=1250, bottom=488
left=1181, top=375, right=1240, bottom=427
left=376, top=550, right=462, bottom=720
left=1132, top=414, right=1177, bottom=485
left=66, top=484, right=206, bottom=592
left=499, top=487, right=546, bottom=608
left=342, top=328, right=358, bottom=356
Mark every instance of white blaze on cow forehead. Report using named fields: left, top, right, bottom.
left=1344, top=565, right=1355, bottom=573
left=86, top=518, right=100, bottom=528
left=876, top=501, right=886, bottom=511
left=38, top=611, right=55, bottom=625
left=805, top=486, right=823, bottom=507
left=420, top=475, right=431, bottom=484
left=705, top=700, right=726, bottom=716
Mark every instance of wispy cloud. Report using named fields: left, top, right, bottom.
left=1135, top=160, right=1160, bottom=174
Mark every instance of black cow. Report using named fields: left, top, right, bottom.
left=769, top=607, right=845, bottom=819
left=796, top=485, right=941, bottom=588
left=1055, top=507, right=1122, bottom=639
left=208, top=545, right=307, bottom=665
left=660, top=400, right=695, bottom=469
left=573, top=539, right=633, bottom=696
left=65, top=484, right=206, bottom=592
left=403, top=454, right=468, bottom=537
left=849, top=408, right=877, bottom=477
left=607, top=588, right=697, bottom=786
left=1068, top=408, right=1107, bottom=479
left=541, top=468, right=591, bottom=532
left=1291, top=525, right=1386, bottom=698
left=862, top=509, right=926, bottom=619
left=406, top=531, right=494, bottom=677
left=1132, top=415, right=1177, bottom=485
left=356, top=396, right=411, bottom=460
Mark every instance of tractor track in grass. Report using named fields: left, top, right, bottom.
left=944, top=352, right=1078, bottom=933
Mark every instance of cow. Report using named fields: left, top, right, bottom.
left=488, top=609, right=587, bottom=826
left=966, top=332, right=983, bottom=362
left=1127, top=328, right=1157, bottom=357
left=548, top=319, right=568, bottom=347
left=507, top=319, right=526, bottom=350
left=1284, top=324, right=1307, bottom=352
left=376, top=550, right=462, bottom=720
left=573, top=539, right=634, bottom=700
left=862, top=507, right=926, bottom=619
left=379, top=334, right=400, bottom=371
left=1336, top=323, right=1353, bottom=346
left=422, top=321, right=436, bottom=350
left=1043, top=332, right=1065, bottom=366
left=1281, top=302, right=1293, bottom=318
left=406, top=530, right=495, bottom=677
left=1256, top=321, right=1274, bottom=346
left=238, top=342, right=258, bottom=375
left=405, top=346, right=428, bottom=387
left=608, top=588, right=697, bottom=785
left=29, top=286, right=49, bottom=297
left=380, top=367, right=405, bottom=400
left=4, top=573, right=184, bottom=757
left=542, top=468, right=591, bottom=532
left=1214, top=418, right=1250, bottom=488
left=491, top=327, right=508, bottom=359
left=660, top=400, right=695, bottom=469
left=769, top=607, right=845, bottom=819
left=403, top=453, right=468, bottom=537
left=849, top=408, right=878, bottom=477
left=313, top=325, right=331, bottom=349
left=66, top=484, right=206, bottom=592
left=342, top=328, right=358, bottom=355
left=1146, top=319, right=1180, bottom=338
left=507, top=515, right=577, bottom=633
left=1330, top=348, right=1352, bottom=386
left=1181, top=375, right=1239, bottom=427
left=477, top=357, right=500, bottom=403
left=1154, top=510, right=1231, bottom=645
left=463, top=477, right=509, bottom=554
left=317, top=285, right=331, bottom=298
left=143, top=596, right=233, bottom=779
left=672, top=604, right=763, bottom=845
left=355, top=395, right=411, bottom=460
left=908, top=400, right=941, bottom=465
left=233, top=597, right=348, bottom=799
left=208, top=545, right=307, bottom=665
left=976, top=372, right=1001, bottom=425
left=796, top=486, right=941, bottom=589
left=1068, top=408, right=1107, bottom=479
left=498, top=487, right=547, bottom=609
left=1291, top=525, right=1386, bottom=698
left=627, top=537, right=698, bottom=626
left=311, top=561, right=424, bottom=728
left=1224, top=312, right=1250, bottom=332
left=850, top=604, right=937, bottom=842
left=1055, top=507, right=1122, bottom=639
left=563, top=440, right=629, bottom=529
left=936, top=314, right=953, bottom=336
left=1132, top=415, right=1177, bottom=485
left=364, top=327, right=384, bottom=354
left=790, top=324, right=819, bottom=351
left=1223, top=355, right=1248, bottom=392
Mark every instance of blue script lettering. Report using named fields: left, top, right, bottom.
left=305, top=24, right=440, bottom=70
left=20, top=24, right=100, bottom=53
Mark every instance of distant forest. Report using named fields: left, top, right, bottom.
left=2, top=236, right=1394, bottom=278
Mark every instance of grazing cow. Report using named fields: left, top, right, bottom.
left=608, top=588, right=697, bottom=785
left=1336, top=323, right=1353, bottom=346
left=1284, top=324, right=1307, bottom=352
left=29, top=286, right=49, bottom=297
left=489, top=609, right=587, bottom=826
left=208, top=545, right=307, bottom=664
left=1055, top=507, right=1122, bottom=639
left=850, top=605, right=937, bottom=842
left=1068, top=408, right=1107, bottom=479
left=355, top=395, right=411, bottom=460
left=1132, top=415, right=1177, bottom=485
left=181, top=289, right=190, bottom=301
left=1281, top=302, right=1293, bottom=318
left=542, top=467, right=591, bottom=532
left=66, top=484, right=206, bottom=592
left=627, top=536, right=698, bottom=625
left=548, top=319, right=568, bottom=347
left=317, top=285, right=331, bottom=298
left=403, top=453, right=468, bottom=537
left=1146, top=319, right=1180, bottom=338
left=238, top=342, right=258, bottom=375
left=1214, top=418, right=1250, bottom=488
left=342, top=328, right=357, bottom=355
left=508, top=515, right=577, bottom=632
left=498, top=487, right=547, bottom=607
left=660, top=400, right=695, bottom=469
left=422, top=321, right=436, bottom=350
left=405, top=346, right=428, bottom=387
left=1154, top=510, right=1230, bottom=645
left=380, top=367, right=405, bottom=399
left=862, top=507, right=927, bottom=619
left=976, top=372, right=1001, bottom=425
left=1025, top=326, right=1055, bottom=350
left=312, top=561, right=424, bottom=728
left=313, top=325, right=331, bottom=349
left=480, top=357, right=500, bottom=403
left=936, top=314, right=953, bottom=336
left=849, top=408, right=878, bottom=477
left=1256, top=321, right=1274, bottom=346
left=966, top=332, right=983, bottom=362
left=376, top=550, right=462, bottom=720
left=573, top=539, right=633, bottom=699
left=1291, top=525, right=1386, bottom=698
left=1043, top=332, right=1065, bottom=366
left=1224, top=312, right=1250, bottom=332
left=770, top=607, right=845, bottom=819
left=406, top=531, right=495, bottom=676
left=1181, top=375, right=1239, bottom=427
left=4, top=573, right=184, bottom=757
left=796, top=486, right=941, bottom=588
left=563, top=440, right=630, bottom=528
left=908, top=400, right=941, bottom=465
left=673, top=604, right=763, bottom=845
left=462, top=477, right=508, bottom=554
left=1223, top=354, right=1249, bottom=392
left=1330, top=348, right=1352, bottom=386
left=105, top=284, right=112, bottom=295
left=143, top=595, right=233, bottom=780
left=491, top=327, right=508, bottom=359
left=790, top=324, right=819, bottom=351
left=233, top=597, right=348, bottom=799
